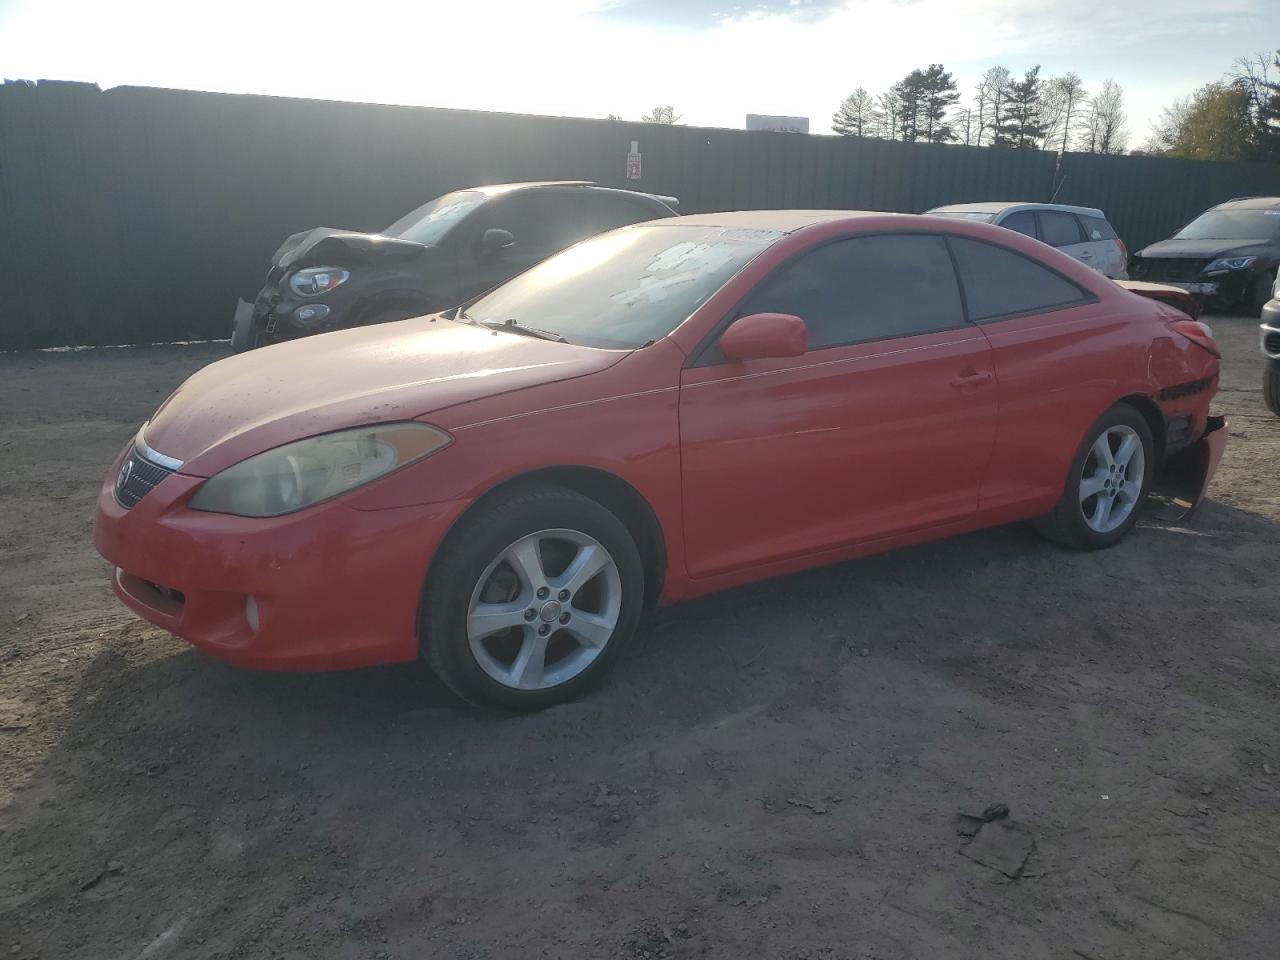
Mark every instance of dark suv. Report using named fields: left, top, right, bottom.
left=232, top=181, right=678, bottom=350
left=1128, top=197, right=1280, bottom=316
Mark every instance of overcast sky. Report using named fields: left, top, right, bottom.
left=0, top=0, right=1272, bottom=145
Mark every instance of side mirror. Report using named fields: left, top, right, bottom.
left=478, top=228, right=515, bottom=258
left=719, top=312, right=807, bottom=361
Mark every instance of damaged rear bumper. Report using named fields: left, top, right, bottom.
left=1153, top=415, right=1228, bottom=522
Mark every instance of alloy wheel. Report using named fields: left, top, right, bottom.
left=1079, top=424, right=1145, bottom=533
left=466, top=528, right=622, bottom=691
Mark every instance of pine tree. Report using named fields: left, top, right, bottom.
left=917, top=64, right=961, bottom=142
left=832, top=88, right=879, bottom=137
left=996, top=66, right=1048, bottom=148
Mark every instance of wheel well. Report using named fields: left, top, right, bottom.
left=443, top=467, right=667, bottom=606
left=1117, top=394, right=1166, bottom=466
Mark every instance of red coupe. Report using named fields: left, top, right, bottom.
left=95, top=211, right=1226, bottom=709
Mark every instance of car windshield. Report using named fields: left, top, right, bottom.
left=928, top=211, right=996, bottom=222
left=1175, top=209, right=1280, bottom=241
left=384, top=191, right=486, bottom=245
left=462, top=223, right=780, bottom=349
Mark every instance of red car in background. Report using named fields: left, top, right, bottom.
left=94, top=211, right=1226, bottom=710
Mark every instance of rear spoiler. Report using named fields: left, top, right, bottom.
left=637, top=192, right=680, bottom=211
left=1115, top=280, right=1201, bottom=320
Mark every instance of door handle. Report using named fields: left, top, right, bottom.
left=1079, top=251, right=1094, bottom=259
left=949, top=370, right=993, bottom=388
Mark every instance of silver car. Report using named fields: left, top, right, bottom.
left=926, top=202, right=1129, bottom=280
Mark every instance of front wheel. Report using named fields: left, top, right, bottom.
left=422, top=485, right=645, bottom=711
left=1248, top=270, right=1277, bottom=317
left=1264, top=365, right=1280, bottom=417
left=1034, top=404, right=1155, bottom=550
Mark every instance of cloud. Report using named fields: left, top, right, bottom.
left=594, top=0, right=847, bottom=28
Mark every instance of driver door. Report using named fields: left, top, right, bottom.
left=678, top=233, right=998, bottom=578
left=452, top=193, right=585, bottom=301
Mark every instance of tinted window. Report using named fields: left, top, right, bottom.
left=465, top=224, right=776, bottom=349
left=1039, top=211, right=1084, bottom=247
left=948, top=236, right=1090, bottom=322
left=580, top=193, right=664, bottom=235
left=1080, top=215, right=1118, bottom=241
left=1000, top=210, right=1038, bottom=238
left=482, top=194, right=585, bottom=254
left=1176, top=209, right=1280, bottom=241
left=737, top=234, right=965, bottom=350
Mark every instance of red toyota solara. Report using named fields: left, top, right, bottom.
left=95, top=211, right=1227, bottom=709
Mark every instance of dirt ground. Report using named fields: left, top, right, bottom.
left=1, top=315, right=1278, bottom=960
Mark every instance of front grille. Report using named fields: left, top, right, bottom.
left=1264, top=330, right=1280, bottom=357
left=114, top=446, right=176, bottom=508
left=1132, top=258, right=1212, bottom=283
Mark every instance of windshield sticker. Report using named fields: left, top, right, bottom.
left=713, top=228, right=786, bottom=243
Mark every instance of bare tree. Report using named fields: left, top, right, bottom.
left=953, top=107, right=975, bottom=145
left=640, top=106, right=681, bottom=125
left=1040, top=73, right=1086, bottom=153
left=978, top=66, right=1012, bottom=145
left=1080, top=80, right=1128, bottom=154
left=877, top=90, right=902, bottom=141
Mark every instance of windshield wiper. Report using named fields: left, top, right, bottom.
left=478, top=317, right=568, bottom=343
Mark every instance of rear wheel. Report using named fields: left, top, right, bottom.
left=1034, top=404, right=1155, bottom=550
left=359, top=302, right=432, bottom=328
left=422, top=486, right=645, bottom=711
left=1264, top=365, right=1280, bottom=417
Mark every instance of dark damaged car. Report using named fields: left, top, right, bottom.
left=1128, top=197, right=1280, bottom=316
left=231, top=182, right=678, bottom=351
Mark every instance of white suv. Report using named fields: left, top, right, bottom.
left=925, top=202, right=1129, bottom=280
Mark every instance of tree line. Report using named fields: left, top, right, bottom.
left=1145, top=50, right=1280, bottom=163
left=832, top=65, right=1128, bottom=154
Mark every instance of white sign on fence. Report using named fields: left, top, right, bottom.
left=626, top=140, right=642, bottom=180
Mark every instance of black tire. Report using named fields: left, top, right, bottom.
left=422, top=485, right=645, bottom=711
left=1264, top=365, right=1280, bottom=417
left=230, top=309, right=260, bottom=353
left=1033, top=404, right=1156, bottom=550
left=1247, top=270, right=1276, bottom=317
left=359, top=302, right=431, bottom=328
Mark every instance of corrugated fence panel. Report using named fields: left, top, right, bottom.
left=1, top=80, right=1277, bottom=349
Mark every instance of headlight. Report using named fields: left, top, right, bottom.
left=188, top=422, right=451, bottom=517
left=1204, top=256, right=1256, bottom=273
left=288, top=266, right=350, bottom=297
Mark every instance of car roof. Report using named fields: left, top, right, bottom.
left=469, top=181, right=679, bottom=210
left=1212, top=196, right=1280, bottom=210
left=927, top=201, right=1107, bottom=218
left=668, top=210, right=885, bottom=232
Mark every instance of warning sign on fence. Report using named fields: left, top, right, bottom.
left=626, top=140, right=642, bottom=180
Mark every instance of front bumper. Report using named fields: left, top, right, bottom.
left=1261, top=307, right=1280, bottom=363
left=1130, top=264, right=1255, bottom=305
left=93, top=450, right=470, bottom=671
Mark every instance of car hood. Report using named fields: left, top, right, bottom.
left=143, top=320, right=627, bottom=477
left=1135, top=237, right=1275, bottom=260
left=272, top=227, right=429, bottom=269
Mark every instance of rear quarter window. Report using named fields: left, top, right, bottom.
left=1080, top=215, right=1118, bottom=241
left=948, top=236, right=1093, bottom=322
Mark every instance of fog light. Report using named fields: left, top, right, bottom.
left=293, top=304, right=330, bottom=325
left=245, top=595, right=260, bottom=633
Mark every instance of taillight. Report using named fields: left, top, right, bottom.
left=1169, top=319, right=1221, bottom=358
left=1115, top=238, right=1128, bottom=262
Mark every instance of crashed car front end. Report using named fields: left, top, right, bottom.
left=233, top=230, right=433, bottom=349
